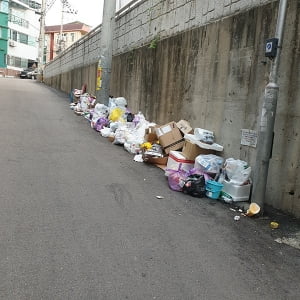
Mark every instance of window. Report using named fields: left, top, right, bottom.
left=19, top=33, right=28, bottom=44
left=28, top=36, right=36, bottom=46
left=21, top=58, right=28, bottom=68
left=15, top=56, right=21, bottom=68
left=8, top=29, right=36, bottom=46
left=6, top=55, right=28, bottom=68
left=0, top=27, right=5, bottom=39
left=10, top=30, right=18, bottom=41
left=71, top=33, right=75, bottom=42
left=0, top=0, right=9, bottom=14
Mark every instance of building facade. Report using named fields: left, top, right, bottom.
left=0, top=0, right=9, bottom=72
left=0, top=0, right=41, bottom=77
left=44, top=21, right=91, bottom=64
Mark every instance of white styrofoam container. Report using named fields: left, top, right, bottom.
left=165, top=151, right=195, bottom=176
left=222, top=180, right=251, bottom=202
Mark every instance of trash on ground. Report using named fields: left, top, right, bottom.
left=234, top=216, right=241, bottom=221
left=270, top=221, right=279, bottom=229
left=246, top=203, right=261, bottom=217
left=133, top=154, right=144, bottom=162
left=67, top=88, right=264, bottom=220
left=205, top=180, right=223, bottom=199
left=165, top=151, right=194, bottom=176
left=182, top=174, right=206, bottom=198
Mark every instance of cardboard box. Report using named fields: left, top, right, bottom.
left=182, top=140, right=215, bottom=160
left=143, top=155, right=168, bottom=165
left=156, top=122, right=184, bottom=154
left=176, top=120, right=193, bottom=135
left=165, top=151, right=195, bottom=176
left=144, top=126, right=158, bottom=143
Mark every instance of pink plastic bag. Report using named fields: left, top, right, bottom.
left=167, top=164, right=188, bottom=191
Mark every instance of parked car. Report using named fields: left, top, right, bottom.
left=20, top=69, right=30, bottom=79
left=19, top=68, right=38, bottom=79
left=27, top=69, right=38, bottom=79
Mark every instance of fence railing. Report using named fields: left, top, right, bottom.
left=8, top=14, right=29, bottom=28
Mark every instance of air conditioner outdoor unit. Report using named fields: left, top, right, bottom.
left=9, top=41, right=16, bottom=47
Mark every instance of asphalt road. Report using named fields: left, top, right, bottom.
left=0, top=78, right=299, bottom=300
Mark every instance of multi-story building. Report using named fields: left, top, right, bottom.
left=44, top=21, right=91, bottom=63
left=0, top=0, right=41, bottom=77
left=0, top=0, right=9, bottom=73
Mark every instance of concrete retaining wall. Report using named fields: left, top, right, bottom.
left=45, top=0, right=276, bottom=78
left=44, top=0, right=300, bottom=217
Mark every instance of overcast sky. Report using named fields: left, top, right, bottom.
left=45, top=0, right=130, bottom=29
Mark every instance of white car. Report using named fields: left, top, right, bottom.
left=26, top=69, right=38, bottom=79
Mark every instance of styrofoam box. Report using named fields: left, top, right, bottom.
left=222, top=180, right=251, bottom=202
left=165, top=151, right=195, bottom=176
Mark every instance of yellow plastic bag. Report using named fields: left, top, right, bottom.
left=109, top=107, right=125, bottom=122
left=141, top=142, right=152, bottom=150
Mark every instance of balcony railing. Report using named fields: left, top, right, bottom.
left=8, top=14, right=29, bottom=28
left=11, top=0, right=41, bottom=11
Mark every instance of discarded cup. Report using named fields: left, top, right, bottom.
left=234, top=216, right=240, bottom=221
left=246, top=203, right=260, bottom=217
left=270, top=222, right=279, bottom=229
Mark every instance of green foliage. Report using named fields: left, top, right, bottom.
left=149, top=36, right=160, bottom=49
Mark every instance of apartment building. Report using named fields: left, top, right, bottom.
left=0, top=0, right=8, bottom=72
left=0, top=0, right=41, bottom=77
left=44, top=21, right=91, bottom=63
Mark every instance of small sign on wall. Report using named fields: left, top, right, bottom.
left=241, top=129, right=258, bottom=148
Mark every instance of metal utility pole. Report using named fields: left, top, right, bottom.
left=38, top=0, right=46, bottom=69
left=96, top=0, right=116, bottom=104
left=59, top=0, right=65, bottom=53
left=252, top=0, right=288, bottom=212
left=58, top=0, right=77, bottom=53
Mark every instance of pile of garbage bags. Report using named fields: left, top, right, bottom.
left=69, top=89, right=252, bottom=204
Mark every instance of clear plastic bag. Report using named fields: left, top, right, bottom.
left=194, top=128, right=214, bottom=144
left=195, top=154, right=224, bottom=174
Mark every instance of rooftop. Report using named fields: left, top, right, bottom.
left=45, top=21, right=92, bottom=34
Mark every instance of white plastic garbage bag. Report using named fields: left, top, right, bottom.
left=113, top=124, right=130, bottom=145
left=91, top=103, right=109, bottom=125
left=114, top=97, right=127, bottom=107
left=100, top=127, right=112, bottom=138
left=79, top=93, right=89, bottom=111
left=94, top=103, right=109, bottom=116
left=224, top=158, right=251, bottom=185
left=108, top=97, right=127, bottom=109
